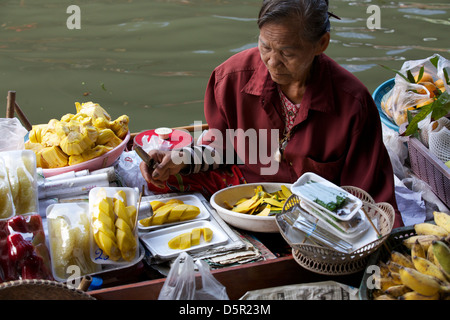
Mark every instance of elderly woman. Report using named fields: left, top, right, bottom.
left=140, top=0, right=404, bottom=228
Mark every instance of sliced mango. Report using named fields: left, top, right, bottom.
left=113, top=190, right=127, bottom=206
left=180, top=205, right=201, bottom=221
left=168, top=227, right=213, bottom=250
left=150, top=200, right=166, bottom=211
left=167, top=204, right=188, bottom=223
left=116, top=229, right=136, bottom=261
left=191, top=228, right=202, bottom=246
left=97, top=230, right=121, bottom=261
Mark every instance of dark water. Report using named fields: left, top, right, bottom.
left=1, top=0, right=449, bottom=133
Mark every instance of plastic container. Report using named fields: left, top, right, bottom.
left=372, top=78, right=399, bottom=131
left=140, top=220, right=229, bottom=260
left=46, top=202, right=101, bottom=282
left=88, top=187, right=139, bottom=265
left=137, top=194, right=210, bottom=231
left=0, top=157, right=15, bottom=220
left=133, top=128, right=193, bottom=150
left=407, top=136, right=450, bottom=207
left=291, top=172, right=363, bottom=222
left=41, top=131, right=130, bottom=178
left=0, top=150, right=39, bottom=216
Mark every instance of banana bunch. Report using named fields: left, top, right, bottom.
left=373, top=211, right=450, bottom=300
left=91, top=189, right=137, bottom=262
left=25, top=101, right=129, bottom=168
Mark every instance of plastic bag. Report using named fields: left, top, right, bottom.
left=381, top=54, right=449, bottom=127
left=158, top=252, right=229, bottom=300
left=115, top=150, right=152, bottom=195
left=0, top=118, right=28, bottom=151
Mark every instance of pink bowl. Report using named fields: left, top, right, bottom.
left=42, top=131, right=130, bottom=178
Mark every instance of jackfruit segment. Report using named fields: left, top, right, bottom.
left=25, top=101, right=129, bottom=168
left=168, top=227, right=213, bottom=250
left=39, top=146, right=69, bottom=168
left=139, top=199, right=201, bottom=227
left=91, top=190, right=137, bottom=261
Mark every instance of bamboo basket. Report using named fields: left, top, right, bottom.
left=276, top=186, right=395, bottom=275
left=0, top=279, right=95, bottom=300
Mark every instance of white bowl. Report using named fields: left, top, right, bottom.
left=210, top=183, right=292, bottom=233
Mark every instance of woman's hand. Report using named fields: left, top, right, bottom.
left=139, top=149, right=188, bottom=188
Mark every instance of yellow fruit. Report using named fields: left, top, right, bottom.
left=150, top=200, right=166, bottom=211
left=384, top=284, right=412, bottom=298
left=179, top=205, right=201, bottom=221
left=202, top=227, right=213, bottom=242
left=414, top=222, right=448, bottom=238
left=179, top=232, right=192, bottom=250
left=115, top=218, right=133, bottom=237
left=414, top=72, right=434, bottom=84
left=399, top=291, right=440, bottom=300
left=109, top=115, right=129, bottom=139
left=399, top=267, right=442, bottom=296
left=116, top=229, right=136, bottom=262
left=433, top=211, right=450, bottom=233
left=39, top=146, right=68, bottom=168
left=96, top=230, right=121, bottom=261
left=403, top=235, right=440, bottom=251
left=191, top=228, right=202, bottom=246
left=75, top=101, right=111, bottom=121
left=412, top=256, right=448, bottom=282
left=411, top=240, right=427, bottom=260
left=126, top=205, right=137, bottom=229
left=390, top=251, right=414, bottom=269
left=167, top=204, right=188, bottom=223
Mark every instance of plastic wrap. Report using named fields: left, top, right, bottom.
left=0, top=214, right=53, bottom=283
left=381, top=54, right=449, bottom=127
left=0, top=150, right=39, bottom=216
left=47, top=203, right=101, bottom=281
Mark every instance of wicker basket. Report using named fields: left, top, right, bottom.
left=0, top=279, right=95, bottom=300
left=408, top=136, right=450, bottom=207
left=277, top=186, right=395, bottom=275
left=358, top=225, right=416, bottom=300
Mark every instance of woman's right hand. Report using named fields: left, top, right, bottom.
left=139, top=149, right=188, bottom=188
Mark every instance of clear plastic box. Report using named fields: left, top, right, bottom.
left=0, top=150, right=38, bottom=217
left=89, top=187, right=139, bottom=265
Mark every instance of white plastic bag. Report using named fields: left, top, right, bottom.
left=158, top=252, right=229, bottom=300
left=0, top=118, right=28, bottom=151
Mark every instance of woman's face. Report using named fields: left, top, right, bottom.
left=258, top=21, right=328, bottom=86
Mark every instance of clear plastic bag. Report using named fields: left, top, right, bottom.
left=158, top=252, right=229, bottom=300
left=381, top=54, right=449, bottom=127
left=0, top=118, right=28, bottom=152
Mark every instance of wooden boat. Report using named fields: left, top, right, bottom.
left=3, top=91, right=365, bottom=300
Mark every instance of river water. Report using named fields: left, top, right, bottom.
left=1, top=0, right=449, bottom=133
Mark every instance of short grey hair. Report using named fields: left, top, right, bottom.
left=257, top=0, right=331, bottom=43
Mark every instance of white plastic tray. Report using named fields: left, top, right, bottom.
left=140, top=220, right=228, bottom=260
left=299, top=201, right=370, bottom=240
left=89, top=187, right=140, bottom=265
left=291, top=172, right=363, bottom=221
left=137, top=194, right=210, bottom=231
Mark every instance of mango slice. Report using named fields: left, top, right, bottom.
left=168, top=227, right=213, bottom=250
left=139, top=199, right=202, bottom=227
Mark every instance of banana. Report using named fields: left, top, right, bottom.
left=433, top=211, right=450, bottom=233
left=411, top=240, right=426, bottom=260
left=384, top=284, right=412, bottom=298
left=399, top=267, right=442, bottom=296
left=386, top=260, right=402, bottom=274
left=379, top=261, right=390, bottom=278
left=390, top=251, right=414, bottom=269
left=399, top=290, right=440, bottom=300
left=412, top=255, right=448, bottom=282
left=427, top=244, right=437, bottom=265
left=374, top=294, right=397, bottom=300
left=403, top=235, right=440, bottom=251
left=414, top=222, right=448, bottom=237
left=432, top=240, right=450, bottom=275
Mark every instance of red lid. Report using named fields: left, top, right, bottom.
left=133, top=129, right=193, bottom=150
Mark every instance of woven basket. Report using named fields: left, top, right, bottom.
left=277, top=186, right=395, bottom=275
left=0, top=279, right=95, bottom=300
